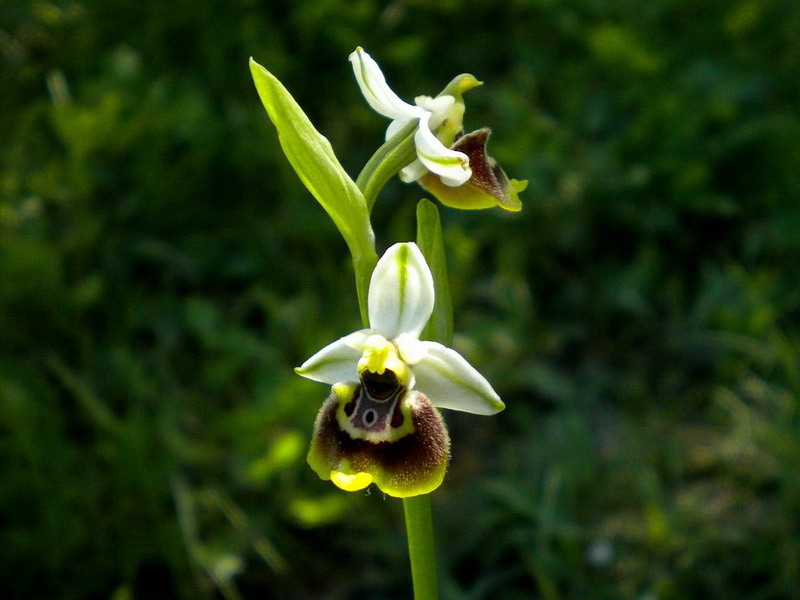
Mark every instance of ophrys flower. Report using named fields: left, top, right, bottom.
left=296, top=242, right=503, bottom=496
left=350, top=47, right=476, bottom=187
left=350, top=47, right=527, bottom=212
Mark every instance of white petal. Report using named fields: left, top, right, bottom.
left=399, top=159, right=428, bottom=182
left=414, top=113, right=472, bottom=186
left=395, top=332, right=428, bottom=365
left=295, top=335, right=362, bottom=384
left=412, top=342, right=504, bottom=415
left=349, top=47, right=426, bottom=122
left=414, top=95, right=455, bottom=130
left=368, top=242, right=434, bottom=339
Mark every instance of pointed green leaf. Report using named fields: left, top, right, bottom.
left=416, top=199, right=453, bottom=345
left=250, top=58, right=377, bottom=320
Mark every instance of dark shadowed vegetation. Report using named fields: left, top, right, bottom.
left=3, top=0, right=800, bottom=598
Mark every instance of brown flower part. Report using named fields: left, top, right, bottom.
left=419, top=128, right=526, bottom=212
left=307, top=382, right=450, bottom=498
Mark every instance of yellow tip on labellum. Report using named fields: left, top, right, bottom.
left=331, top=470, right=373, bottom=491
left=419, top=128, right=525, bottom=212
left=307, top=388, right=451, bottom=497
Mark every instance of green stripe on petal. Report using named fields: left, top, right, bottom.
left=295, top=337, right=362, bottom=384
left=349, top=47, right=424, bottom=122
left=398, top=244, right=408, bottom=325
left=414, top=114, right=471, bottom=186
left=368, top=243, right=434, bottom=339
left=413, top=341, right=505, bottom=415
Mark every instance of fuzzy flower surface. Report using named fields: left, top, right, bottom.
left=296, top=242, right=503, bottom=496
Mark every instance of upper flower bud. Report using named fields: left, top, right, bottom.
left=349, top=47, right=526, bottom=212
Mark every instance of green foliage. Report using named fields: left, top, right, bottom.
left=3, top=0, right=800, bottom=598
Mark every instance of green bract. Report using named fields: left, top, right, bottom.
left=249, top=58, right=377, bottom=320
left=416, top=200, right=453, bottom=345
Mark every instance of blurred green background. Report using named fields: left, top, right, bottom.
left=3, top=0, right=800, bottom=598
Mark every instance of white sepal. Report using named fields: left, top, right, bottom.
left=368, top=242, right=434, bottom=340
left=413, top=341, right=504, bottom=415
left=349, top=47, right=425, bottom=122
left=295, top=336, right=362, bottom=384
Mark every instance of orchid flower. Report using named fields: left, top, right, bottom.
left=296, top=242, right=503, bottom=497
left=350, top=47, right=474, bottom=187
left=350, top=47, right=527, bottom=212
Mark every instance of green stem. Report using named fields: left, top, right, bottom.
left=352, top=253, right=376, bottom=328
left=355, top=121, right=417, bottom=212
left=353, top=253, right=371, bottom=329
left=403, top=495, right=439, bottom=600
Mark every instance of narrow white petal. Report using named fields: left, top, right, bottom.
left=399, top=159, right=428, bottom=182
left=414, top=114, right=472, bottom=186
left=295, top=336, right=361, bottom=385
left=349, top=47, right=426, bottom=122
left=413, top=342, right=504, bottom=415
left=368, top=242, right=434, bottom=339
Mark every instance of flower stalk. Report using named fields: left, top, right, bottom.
left=356, top=120, right=418, bottom=212
left=404, top=494, right=439, bottom=600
